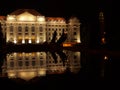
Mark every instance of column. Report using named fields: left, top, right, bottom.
left=22, top=25, right=25, bottom=44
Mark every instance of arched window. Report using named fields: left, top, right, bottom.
left=10, top=26, right=13, bottom=32
left=25, top=26, right=28, bottom=32
left=39, top=27, right=43, bottom=32
left=31, top=26, right=35, bottom=32
left=18, top=26, right=22, bottom=32
left=10, top=62, right=14, bottom=67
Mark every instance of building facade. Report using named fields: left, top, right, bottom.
left=0, top=9, right=81, bottom=45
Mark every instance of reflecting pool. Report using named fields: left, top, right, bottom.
left=0, top=49, right=109, bottom=89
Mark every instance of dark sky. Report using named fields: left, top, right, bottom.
left=0, top=0, right=112, bottom=29
left=0, top=0, right=111, bottom=17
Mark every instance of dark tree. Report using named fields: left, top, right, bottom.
left=50, top=30, right=57, bottom=43
left=56, top=29, right=67, bottom=45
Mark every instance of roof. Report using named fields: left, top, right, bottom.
left=46, top=17, right=65, bottom=21
left=0, top=16, right=6, bottom=20
left=9, top=9, right=41, bottom=16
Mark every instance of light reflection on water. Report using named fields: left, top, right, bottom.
left=1, top=50, right=81, bottom=81
left=0, top=48, right=111, bottom=88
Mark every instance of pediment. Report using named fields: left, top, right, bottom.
left=16, top=11, right=37, bottom=21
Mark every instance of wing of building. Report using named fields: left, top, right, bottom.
left=0, top=9, right=81, bottom=45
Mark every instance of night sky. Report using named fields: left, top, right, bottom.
left=0, top=0, right=111, bottom=16
left=0, top=0, right=112, bottom=23
left=0, top=0, right=112, bottom=28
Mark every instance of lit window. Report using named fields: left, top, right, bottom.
left=25, top=26, right=28, bottom=32
left=32, top=61, right=35, bottom=66
left=40, top=61, right=43, bottom=65
left=18, top=26, right=22, bottom=32
left=39, top=27, right=43, bottom=32
left=31, top=26, right=35, bottom=32
left=25, top=61, right=29, bottom=66
left=10, top=26, right=13, bottom=32
left=18, top=61, right=23, bottom=66
left=10, top=62, right=14, bottom=67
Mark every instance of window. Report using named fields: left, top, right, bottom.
left=10, top=62, right=14, bottom=67
left=39, top=27, right=43, bottom=32
left=18, top=26, right=22, bottom=32
left=25, top=61, right=29, bottom=66
left=10, top=26, right=13, bottom=32
left=40, top=61, right=43, bottom=65
left=25, top=58, right=29, bottom=60
left=32, top=61, right=35, bottom=66
left=24, top=26, right=28, bottom=32
left=18, top=61, right=23, bottom=66
left=31, top=26, right=35, bottom=32
left=32, top=57, right=35, bottom=60
left=73, top=32, right=77, bottom=35
left=59, top=29, right=61, bottom=31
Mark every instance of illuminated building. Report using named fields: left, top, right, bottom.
left=0, top=9, right=81, bottom=44
left=2, top=51, right=81, bottom=81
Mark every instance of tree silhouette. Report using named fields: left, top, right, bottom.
left=56, top=29, right=67, bottom=45
left=50, top=30, right=57, bottom=43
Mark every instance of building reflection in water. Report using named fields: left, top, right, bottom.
left=2, top=51, right=81, bottom=81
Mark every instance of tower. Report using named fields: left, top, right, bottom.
left=99, top=11, right=106, bottom=44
